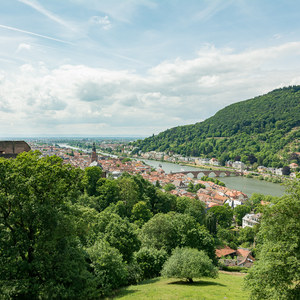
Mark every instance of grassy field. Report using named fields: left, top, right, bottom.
left=108, top=272, right=249, bottom=300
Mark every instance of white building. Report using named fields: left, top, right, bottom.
left=232, top=161, right=246, bottom=171
left=242, top=213, right=262, bottom=228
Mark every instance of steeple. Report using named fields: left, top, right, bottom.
left=91, top=142, right=98, bottom=163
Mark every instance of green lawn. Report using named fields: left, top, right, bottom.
left=108, top=272, right=249, bottom=300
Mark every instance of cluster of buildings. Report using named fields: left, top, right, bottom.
left=135, top=151, right=247, bottom=171
left=216, top=246, right=256, bottom=268
left=257, top=164, right=299, bottom=177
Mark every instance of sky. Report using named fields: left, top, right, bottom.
left=1, top=0, right=300, bottom=137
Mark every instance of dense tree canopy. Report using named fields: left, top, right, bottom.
left=0, top=152, right=92, bottom=299
left=245, top=179, right=300, bottom=299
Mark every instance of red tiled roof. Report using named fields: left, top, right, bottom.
left=216, top=246, right=236, bottom=258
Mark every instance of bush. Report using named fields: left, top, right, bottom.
left=135, top=247, right=167, bottom=280
left=161, top=247, right=218, bottom=283
left=87, top=240, right=128, bottom=296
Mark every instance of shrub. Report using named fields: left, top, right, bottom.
left=161, top=247, right=218, bottom=283
left=135, top=247, right=167, bottom=280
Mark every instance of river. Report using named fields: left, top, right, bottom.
left=140, top=159, right=286, bottom=198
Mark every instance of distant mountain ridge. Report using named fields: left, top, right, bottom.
left=133, top=86, right=300, bottom=167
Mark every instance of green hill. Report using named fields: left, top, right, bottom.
left=133, top=86, right=300, bottom=167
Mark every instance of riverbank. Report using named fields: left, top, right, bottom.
left=140, top=159, right=286, bottom=197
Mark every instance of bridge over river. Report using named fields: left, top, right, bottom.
left=171, top=170, right=242, bottom=178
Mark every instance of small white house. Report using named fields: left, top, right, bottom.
left=232, top=161, right=246, bottom=171
left=242, top=213, right=262, bottom=228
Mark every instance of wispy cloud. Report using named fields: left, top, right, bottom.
left=193, top=0, right=233, bottom=22
left=90, top=15, right=112, bottom=30
left=18, top=0, right=75, bottom=31
left=0, top=24, right=73, bottom=45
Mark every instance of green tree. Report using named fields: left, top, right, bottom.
left=234, top=205, right=251, bottom=226
left=161, top=247, right=218, bottom=283
left=87, top=240, right=128, bottom=297
left=282, top=166, right=291, bottom=175
left=209, top=204, right=233, bottom=228
left=164, top=183, right=176, bottom=191
left=140, top=213, right=215, bottom=261
left=205, top=211, right=217, bottom=235
left=0, top=152, right=93, bottom=299
left=131, top=201, right=153, bottom=227
left=245, top=180, right=300, bottom=299
left=83, top=166, right=103, bottom=196
left=238, top=226, right=255, bottom=245
left=117, top=177, right=139, bottom=216
left=134, top=247, right=167, bottom=280
left=175, top=197, right=206, bottom=224
left=99, top=212, right=141, bottom=263
left=96, top=178, right=120, bottom=212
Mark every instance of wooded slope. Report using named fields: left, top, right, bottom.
left=133, top=86, right=300, bottom=167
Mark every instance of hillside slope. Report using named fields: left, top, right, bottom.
left=133, top=86, right=300, bottom=167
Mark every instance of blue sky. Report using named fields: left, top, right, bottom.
left=1, top=0, right=300, bottom=137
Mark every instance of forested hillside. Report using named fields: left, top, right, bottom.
left=133, top=86, right=300, bottom=167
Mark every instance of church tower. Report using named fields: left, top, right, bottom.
left=91, top=142, right=98, bottom=163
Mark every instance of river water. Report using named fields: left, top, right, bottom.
left=140, top=159, right=286, bottom=198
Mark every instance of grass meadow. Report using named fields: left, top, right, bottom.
left=108, top=272, right=249, bottom=300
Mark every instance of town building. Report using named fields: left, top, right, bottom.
left=242, top=213, right=262, bottom=228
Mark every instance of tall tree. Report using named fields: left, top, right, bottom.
left=0, top=152, right=93, bottom=298
left=245, top=179, right=300, bottom=299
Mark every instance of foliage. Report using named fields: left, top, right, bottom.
left=238, top=226, right=255, bottom=245
left=131, top=201, right=153, bottom=227
left=163, top=183, right=176, bottom=191
left=175, top=197, right=206, bottom=224
left=187, top=182, right=205, bottom=193
left=201, top=176, right=226, bottom=187
left=0, top=152, right=93, bottom=299
left=83, top=166, right=103, bottom=196
left=95, top=178, right=120, bottom=212
left=208, top=204, right=233, bottom=228
left=216, top=227, right=239, bottom=249
left=234, top=205, right=251, bottom=226
left=133, top=86, right=300, bottom=167
left=161, top=247, right=218, bottom=283
left=282, top=165, right=291, bottom=175
left=87, top=240, right=128, bottom=296
left=205, top=211, right=218, bottom=235
left=140, top=213, right=216, bottom=261
left=245, top=181, right=300, bottom=299
left=97, top=211, right=140, bottom=263
left=135, top=247, right=168, bottom=280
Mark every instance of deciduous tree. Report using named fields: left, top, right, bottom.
left=161, top=247, right=218, bottom=283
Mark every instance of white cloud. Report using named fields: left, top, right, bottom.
left=90, top=16, right=112, bottom=30
left=1, top=41, right=300, bottom=136
left=16, top=43, right=32, bottom=53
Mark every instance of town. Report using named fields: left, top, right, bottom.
left=29, top=141, right=265, bottom=228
